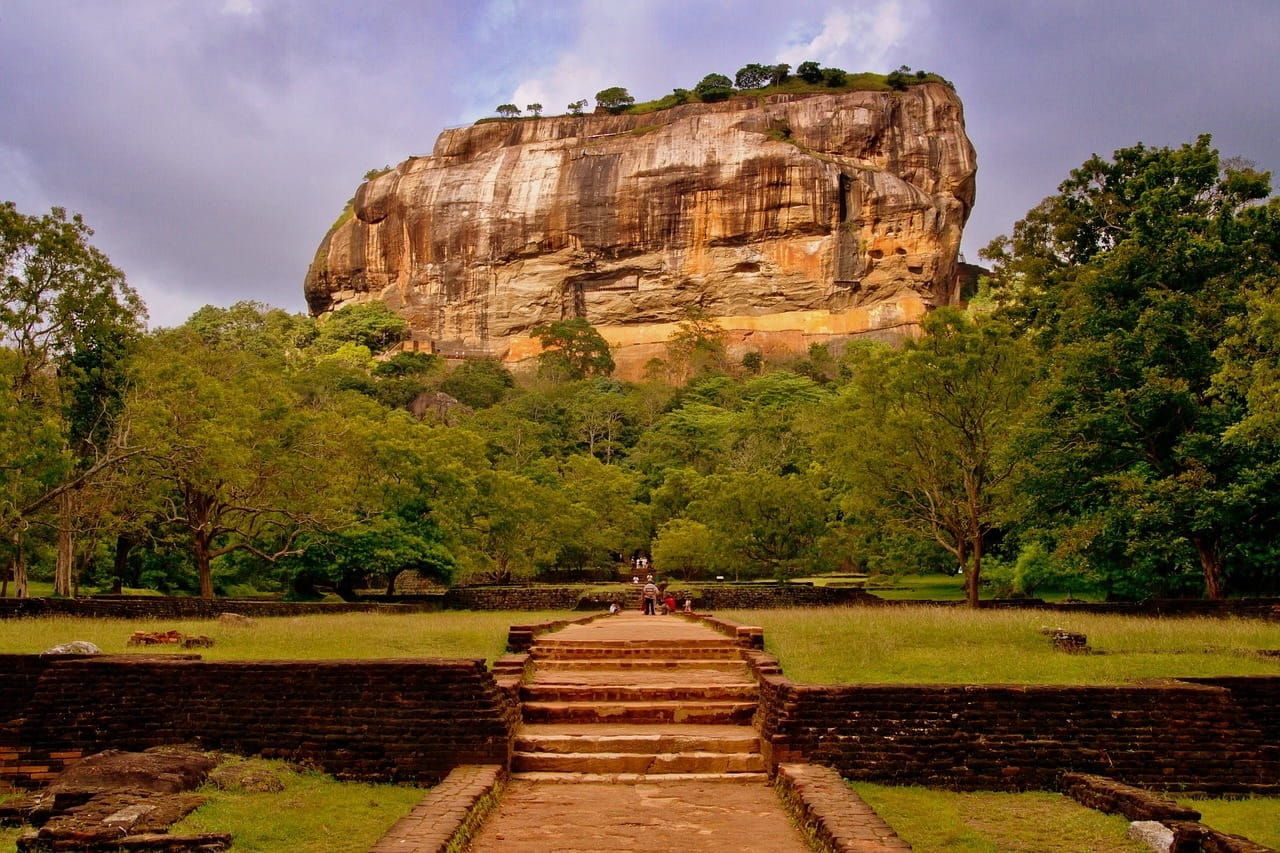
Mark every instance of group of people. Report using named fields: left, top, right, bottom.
left=639, top=575, right=690, bottom=615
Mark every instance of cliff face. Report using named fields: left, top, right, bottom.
left=305, top=83, right=977, bottom=376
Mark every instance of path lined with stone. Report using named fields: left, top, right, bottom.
left=468, top=611, right=811, bottom=851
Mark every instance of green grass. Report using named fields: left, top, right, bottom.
left=0, top=610, right=578, bottom=664
left=852, top=783, right=1146, bottom=852
left=0, top=789, right=19, bottom=849
left=171, top=758, right=424, bottom=852
left=1179, top=796, right=1280, bottom=849
left=865, top=573, right=969, bottom=600
left=725, top=606, right=1280, bottom=684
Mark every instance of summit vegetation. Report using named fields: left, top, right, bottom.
left=490, top=62, right=949, bottom=119
left=2, top=135, right=1279, bottom=605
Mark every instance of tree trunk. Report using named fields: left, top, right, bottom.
left=55, top=490, right=74, bottom=597
left=185, top=486, right=217, bottom=599
left=968, top=529, right=983, bottom=608
left=111, top=534, right=134, bottom=594
left=193, top=529, right=215, bottom=599
left=1192, top=536, right=1226, bottom=600
left=11, top=530, right=28, bottom=598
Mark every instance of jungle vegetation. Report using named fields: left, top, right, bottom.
left=2, top=136, right=1278, bottom=604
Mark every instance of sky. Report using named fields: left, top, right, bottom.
left=2, top=0, right=1278, bottom=328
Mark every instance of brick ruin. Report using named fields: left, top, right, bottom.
left=1, top=613, right=1277, bottom=800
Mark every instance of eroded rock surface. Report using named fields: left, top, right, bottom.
left=4, top=748, right=229, bottom=852
left=306, top=84, right=976, bottom=376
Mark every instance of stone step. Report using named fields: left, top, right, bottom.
left=522, top=683, right=758, bottom=703
left=512, top=750, right=767, bottom=774
left=531, top=645, right=744, bottom=661
left=533, top=658, right=749, bottom=672
left=515, top=724, right=761, bottom=755
left=510, top=771, right=771, bottom=784
left=521, top=700, right=757, bottom=725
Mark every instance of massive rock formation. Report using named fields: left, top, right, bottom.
left=305, top=83, right=976, bottom=377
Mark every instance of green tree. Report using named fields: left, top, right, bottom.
left=769, top=64, right=791, bottom=86
left=127, top=325, right=352, bottom=599
left=734, top=63, right=772, bottom=89
left=688, top=470, right=830, bottom=580
left=564, top=380, right=640, bottom=464
left=496, top=103, right=521, bottom=118
left=664, top=306, right=728, bottom=381
left=984, top=136, right=1279, bottom=599
left=439, top=357, right=514, bottom=409
left=0, top=202, right=146, bottom=597
left=316, top=302, right=408, bottom=354
left=530, top=316, right=615, bottom=381
left=651, top=518, right=719, bottom=580
left=594, top=87, right=634, bottom=114
left=694, top=73, right=734, bottom=102
left=823, top=309, right=1036, bottom=606
left=567, top=99, right=588, bottom=116
left=526, top=102, right=543, bottom=118
left=796, top=61, right=823, bottom=83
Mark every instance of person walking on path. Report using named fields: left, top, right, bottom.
left=641, top=576, right=659, bottom=615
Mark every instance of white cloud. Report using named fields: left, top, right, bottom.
left=221, top=0, right=257, bottom=17
left=777, top=1, right=917, bottom=71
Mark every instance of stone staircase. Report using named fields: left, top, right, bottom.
left=512, top=616, right=767, bottom=781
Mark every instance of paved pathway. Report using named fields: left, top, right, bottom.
left=469, top=778, right=808, bottom=852
left=467, top=612, right=812, bottom=852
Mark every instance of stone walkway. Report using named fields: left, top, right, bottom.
left=372, top=611, right=911, bottom=852
left=468, top=611, right=810, bottom=852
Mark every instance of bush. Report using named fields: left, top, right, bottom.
left=594, top=87, right=634, bottom=114
left=694, top=73, right=734, bottom=103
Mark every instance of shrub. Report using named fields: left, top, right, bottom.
left=694, top=73, right=734, bottom=102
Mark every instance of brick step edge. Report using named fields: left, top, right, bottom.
left=512, top=751, right=768, bottom=774
left=775, top=763, right=912, bottom=852
left=369, top=764, right=504, bottom=853
left=531, top=649, right=745, bottom=661
left=515, top=734, right=761, bottom=754
left=532, top=653, right=747, bottom=666
left=521, top=685, right=759, bottom=702
left=511, top=771, right=771, bottom=784
left=520, top=701, right=758, bottom=725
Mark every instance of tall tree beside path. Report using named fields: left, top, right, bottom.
left=0, top=203, right=145, bottom=597
left=823, top=310, right=1036, bottom=607
left=125, top=322, right=355, bottom=599
left=983, top=135, right=1280, bottom=599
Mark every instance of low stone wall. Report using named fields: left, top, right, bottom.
left=747, top=649, right=1280, bottom=793
left=1, top=655, right=516, bottom=788
left=0, top=596, right=442, bottom=620
left=443, top=587, right=586, bottom=611
left=2, top=590, right=1276, bottom=618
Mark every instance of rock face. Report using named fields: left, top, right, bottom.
left=305, top=83, right=977, bottom=377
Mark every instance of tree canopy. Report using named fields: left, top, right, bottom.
left=4, top=139, right=1280, bottom=605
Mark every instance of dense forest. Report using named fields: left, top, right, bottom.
left=3, top=135, right=1278, bottom=604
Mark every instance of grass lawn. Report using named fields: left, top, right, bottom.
left=1179, top=796, right=1280, bottom=849
left=725, top=606, right=1280, bottom=684
left=853, top=783, right=1147, bottom=852
left=170, top=758, right=426, bottom=852
left=0, top=610, right=579, bottom=663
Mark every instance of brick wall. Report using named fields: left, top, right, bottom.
left=3, top=591, right=1276, bottom=619
left=747, top=650, right=1280, bottom=793
left=0, top=596, right=443, bottom=620
left=1, top=656, right=516, bottom=788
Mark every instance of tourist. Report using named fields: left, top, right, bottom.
left=609, top=601, right=620, bottom=615
left=683, top=598, right=693, bottom=613
left=664, top=593, right=677, bottom=614
left=642, top=577, right=659, bottom=615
